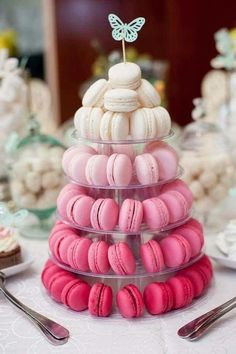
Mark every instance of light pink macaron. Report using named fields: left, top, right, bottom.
left=160, top=234, right=192, bottom=268
left=159, top=191, right=188, bottom=223
left=62, top=145, right=96, bottom=175
left=119, top=199, right=143, bottom=232
left=107, top=153, right=132, bottom=186
left=68, top=153, right=93, bottom=184
left=66, top=195, right=95, bottom=227
left=116, top=284, right=144, bottom=318
left=88, top=240, right=110, bottom=274
left=140, top=239, right=165, bottom=273
left=108, top=242, right=136, bottom=275
left=90, top=198, right=119, bottom=231
left=86, top=154, right=109, bottom=186
left=57, top=184, right=86, bottom=220
left=145, top=141, right=178, bottom=180
left=134, top=153, right=159, bottom=185
left=142, top=197, right=170, bottom=230
left=160, top=179, right=193, bottom=209
left=67, top=237, right=92, bottom=271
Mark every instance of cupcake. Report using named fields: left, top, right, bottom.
left=0, top=227, right=21, bottom=269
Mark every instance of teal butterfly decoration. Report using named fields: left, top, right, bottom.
left=0, top=203, right=28, bottom=228
left=108, top=14, right=145, bottom=43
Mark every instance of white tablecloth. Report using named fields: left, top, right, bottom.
left=0, top=235, right=235, bottom=354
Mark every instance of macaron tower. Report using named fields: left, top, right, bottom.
left=41, top=14, right=213, bottom=319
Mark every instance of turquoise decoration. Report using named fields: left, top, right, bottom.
left=0, top=203, right=28, bottom=228
left=211, top=28, right=236, bottom=70
left=5, top=132, right=20, bottom=154
left=108, top=14, right=145, bottom=43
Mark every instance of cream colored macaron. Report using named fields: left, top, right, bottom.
left=82, top=79, right=109, bottom=107
left=104, top=88, right=139, bottom=112
left=130, top=108, right=157, bottom=139
left=74, top=107, right=103, bottom=139
left=100, top=111, right=129, bottom=141
left=153, top=107, right=171, bottom=138
left=108, top=62, right=141, bottom=90
left=137, top=79, right=161, bottom=108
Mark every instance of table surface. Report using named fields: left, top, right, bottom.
left=0, top=235, right=235, bottom=354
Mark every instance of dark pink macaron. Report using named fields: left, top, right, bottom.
left=160, top=234, right=192, bottom=268
left=88, top=240, right=110, bottom=274
left=116, top=284, right=144, bottom=318
left=48, top=272, right=76, bottom=302
left=88, top=283, right=113, bottom=317
left=180, top=268, right=205, bottom=298
left=108, top=242, right=136, bottom=275
left=61, top=278, right=91, bottom=311
left=140, top=240, right=165, bottom=273
left=167, top=275, right=194, bottom=309
left=144, top=282, right=173, bottom=315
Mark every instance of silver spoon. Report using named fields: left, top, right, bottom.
left=178, top=297, right=236, bottom=340
left=0, top=271, right=69, bottom=345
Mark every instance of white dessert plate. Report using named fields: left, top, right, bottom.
left=1, top=249, right=34, bottom=277
left=208, top=245, right=236, bottom=270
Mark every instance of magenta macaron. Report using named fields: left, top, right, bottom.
left=107, top=153, right=132, bottom=186
left=167, top=275, right=194, bottom=309
left=172, top=225, right=204, bottom=257
left=144, top=282, right=173, bottom=315
left=116, top=284, right=144, bottom=318
left=61, top=278, right=91, bottom=311
left=88, top=240, right=110, bottom=274
left=160, top=234, right=192, bottom=268
left=142, top=197, right=170, bottom=230
left=90, top=198, right=119, bottom=231
left=108, top=242, right=136, bottom=275
left=140, top=239, right=165, bottom=273
left=119, top=199, right=143, bottom=232
left=88, top=283, right=113, bottom=317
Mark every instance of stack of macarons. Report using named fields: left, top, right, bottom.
left=62, top=140, right=179, bottom=187
left=49, top=218, right=204, bottom=276
left=41, top=255, right=213, bottom=318
left=57, top=182, right=192, bottom=232
left=74, top=62, right=171, bottom=141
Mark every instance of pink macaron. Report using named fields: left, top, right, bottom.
left=142, top=197, right=170, bottom=230
left=187, top=218, right=203, bottom=233
left=61, top=278, right=91, bottom=311
left=107, top=153, right=132, bottom=186
left=134, top=153, right=159, bottom=185
left=88, top=240, right=110, bottom=274
left=171, top=225, right=204, bottom=257
left=144, top=282, right=173, bottom=315
left=180, top=268, right=205, bottom=298
left=145, top=141, right=178, bottom=180
left=160, top=179, right=193, bottom=209
left=86, top=154, right=109, bottom=186
left=159, top=190, right=188, bottom=223
left=41, top=264, right=64, bottom=290
left=160, top=234, right=192, bottom=268
left=62, top=145, right=96, bottom=174
left=140, top=239, right=165, bottom=273
left=67, top=237, right=92, bottom=271
left=167, top=275, right=194, bottom=309
left=88, top=283, right=113, bottom=317
left=66, top=195, right=95, bottom=227
left=116, top=284, right=144, bottom=318
left=119, top=199, right=143, bottom=232
left=108, top=242, right=136, bottom=275
left=48, top=272, right=76, bottom=302
left=90, top=198, right=119, bottom=231
left=57, top=183, right=86, bottom=220
left=68, top=153, right=93, bottom=183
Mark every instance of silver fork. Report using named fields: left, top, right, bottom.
left=178, top=297, right=236, bottom=340
left=0, top=271, right=69, bottom=345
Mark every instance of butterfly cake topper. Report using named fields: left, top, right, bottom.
left=0, top=203, right=28, bottom=230
left=108, top=14, right=145, bottom=63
